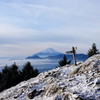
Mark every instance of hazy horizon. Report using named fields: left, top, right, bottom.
left=0, top=0, right=100, bottom=57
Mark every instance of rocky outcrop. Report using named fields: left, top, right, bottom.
left=0, top=54, right=100, bottom=100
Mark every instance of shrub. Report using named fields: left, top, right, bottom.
left=58, top=55, right=71, bottom=67
left=88, top=43, right=100, bottom=57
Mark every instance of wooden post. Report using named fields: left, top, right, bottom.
left=72, top=47, right=77, bottom=65
left=66, top=47, right=77, bottom=66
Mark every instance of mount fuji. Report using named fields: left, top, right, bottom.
left=26, top=48, right=88, bottom=61
left=26, top=48, right=63, bottom=59
left=35, top=48, right=62, bottom=57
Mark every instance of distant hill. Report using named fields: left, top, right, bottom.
left=45, top=53, right=64, bottom=59
left=76, top=54, right=88, bottom=61
left=26, top=55, right=42, bottom=59
left=46, top=53, right=88, bottom=61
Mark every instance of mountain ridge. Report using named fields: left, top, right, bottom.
left=26, top=55, right=42, bottom=59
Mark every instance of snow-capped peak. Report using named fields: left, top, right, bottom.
left=42, top=48, right=59, bottom=54
left=34, top=48, right=62, bottom=58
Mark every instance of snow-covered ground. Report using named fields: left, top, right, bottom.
left=0, top=54, right=100, bottom=100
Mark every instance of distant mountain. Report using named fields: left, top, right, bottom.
left=35, top=48, right=62, bottom=58
left=26, top=55, right=42, bottom=59
left=26, top=48, right=63, bottom=59
left=46, top=53, right=88, bottom=61
left=76, top=54, right=88, bottom=61
left=26, top=48, right=88, bottom=62
left=45, top=54, right=64, bottom=59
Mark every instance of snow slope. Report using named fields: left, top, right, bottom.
left=0, top=54, right=100, bottom=100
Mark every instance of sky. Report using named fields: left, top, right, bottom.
left=0, top=0, right=100, bottom=57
